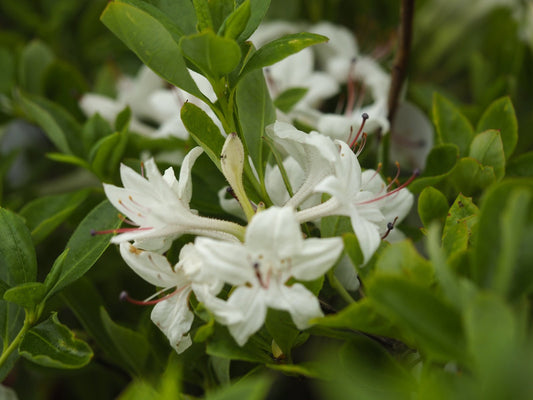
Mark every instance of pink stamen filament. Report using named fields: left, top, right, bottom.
left=386, top=162, right=401, bottom=191
left=140, top=162, right=145, bottom=178
left=91, top=227, right=152, bottom=236
left=345, top=59, right=357, bottom=116
left=118, top=213, right=138, bottom=226
left=381, top=216, right=399, bottom=240
left=355, top=133, right=368, bottom=157
left=357, top=169, right=419, bottom=206
left=349, top=113, right=369, bottom=149
left=120, top=286, right=186, bottom=306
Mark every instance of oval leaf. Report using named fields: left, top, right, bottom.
left=19, top=313, right=93, bottom=369
left=469, top=129, right=505, bottom=180
left=476, top=97, right=517, bottom=160
left=3, top=282, right=46, bottom=310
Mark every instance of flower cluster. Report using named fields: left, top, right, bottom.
left=103, top=115, right=415, bottom=352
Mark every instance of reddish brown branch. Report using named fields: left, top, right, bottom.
left=387, top=0, right=415, bottom=126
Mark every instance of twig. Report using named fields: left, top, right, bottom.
left=387, top=0, right=415, bottom=125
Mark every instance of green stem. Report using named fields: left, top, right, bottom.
left=0, top=315, right=32, bottom=369
left=327, top=270, right=355, bottom=305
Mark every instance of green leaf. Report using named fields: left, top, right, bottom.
left=219, top=0, right=250, bottom=39
left=418, top=186, right=449, bottom=227
left=19, top=189, right=91, bottom=244
left=46, top=153, right=91, bottom=169
left=367, top=275, right=467, bottom=363
left=265, top=309, right=300, bottom=358
left=4, top=282, right=46, bottom=309
left=114, top=105, right=131, bottom=132
left=273, top=87, right=308, bottom=113
left=476, top=97, right=518, bottom=159
left=469, top=129, right=505, bottom=180
left=193, top=317, right=215, bottom=343
left=433, top=93, right=474, bottom=156
left=19, top=313, right=92, bottom=369
left=267, top=362, right=322, bottom=378
left=0, top=208, right=37, bottom=285
left=240, top=32, right=328, bottom=78
left=507, top=152, right=533, bottom=177
left=236, top=67, right=276, bottom=182
left=81, top=113, right=114, bottom=157
left=206, top=325, right=272, bottom=363
left=180, top=31, right=241, bottom=78
left=375, top=240, right=433, bottom=286
left=342, top=233, right=364, bottom=268
left=192, top=0, right=214, bottom=31
left=44, top=201, right=122, bottom=299
left=237, top=0, right=271, bottom=42
left=205, top=374, right=271, bottom=400
left=147, top=0, right=197, bottom=35
left=408, top=144, right=458, bottom=194
left=208, top=0, right=234, bottom=32
left=100, top=308, right=150, bottom=376
left=0, top=46, right=15, bottom=94
left=450, top=157, right=496, bottom=196
left=90, top=130, right=129, bottom=181
left=101, top=1, right=204, bottom=98
left=18, top=40, right=55, bottom=95
left=442, top=194, right=479, bottom=259
left=181, top=102, right=225, bottom=168
left=313, top=297, right=399, bottom=338
left=19, top=94, right=81, bottom=156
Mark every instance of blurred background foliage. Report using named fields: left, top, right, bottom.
left=0, top=0, right=532, bottom=398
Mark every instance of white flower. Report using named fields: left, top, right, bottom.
left=103, top=147, right=244, bottom=251
left=194, top=207, right=343, bottom=346
left=119, top=243, right=194, bottom=353
left=266, top=121, right=339, bottom=208
left=119, top=242, right=223, bottom=353
left=297, top=141, right=414, bottom=263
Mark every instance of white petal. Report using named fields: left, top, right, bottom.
left=225, top=286, right=267, bottom=346
left=349, top=209, right=382, bottom=263
left=266, top=282, right=323, bottom=330
left=151, top=288, right=194, bottom=353
left=290, top=237, right=344, bottom=281
left=119, top=242, right=183, bottom=287
left=245, top=207, right=303, bottom=259
left=334, top=255, right=360, bottom=291
left=177, top=147, right=204, bottom=202
left=194, top=237, right=254, bottom=285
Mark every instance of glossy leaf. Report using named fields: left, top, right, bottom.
left=192, top=0, right=214, bottom=31
left=3, top=282, right=46, bottom=309
left=236, top=67, right=276, bottom=182
left=476, top=97, right=518, bottom=159
left=90, top=130, right=129, bottom=181
left=408, top=144, right=459, bottom=194
left=180, top=31, right=241, bottom=78
left=273, top=87, right=308, bottom=113
left=181, top=102, right=225, bottom=168
left=19, top=189, right=91, bottom=244
left=100, top=308, right=150, bottom=376
left=418, top=187, right=449, bottom=227
left=367, top=275, right=467, bottom=363
left=433, top=93, right=474, bottom=156
left=265, top=309, right=300, bottom=358
left=442, top=194, right=479, bottom=259
left=240, top=32, right=328, bottom=78
left=219, top=0, right=250, bottom=40
left=237, top=0, right=271, bottom=42
left=44, top=201, right=122, bottom=299
left=375, top=240, right=433, bottom=286
left=46, top=153, right=91, bottom=169
left=101, top=1, right=203, bottom=98
left=313, top=297, right=399, bottom=339
left=152, top=0, right=197, bottom=34
left=19, top=313, right=92, bottom=369
left=469, top=129, right=505, bottom=180
left=451, top=157, right=496, bottom=196
left=19, top=94, right=81, bottom=156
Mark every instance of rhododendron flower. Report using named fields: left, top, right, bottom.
left=103, top=147, right=244, bottom=251
left=194, top=207, right=343, bottom=346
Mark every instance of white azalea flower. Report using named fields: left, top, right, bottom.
left=194, top=207, right=343, bottom=346
left=103, top=147, right=244, bottom=251
left=266, top=121, right=339, bottom=208
left=297, top=141, right=415, bottom=263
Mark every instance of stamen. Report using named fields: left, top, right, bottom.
left=120, top=289, right=180, bottom=306
left=355, top=132, right=368, bottom=157
left=349, top=113, right=369, bottom=149
left=128, top=195, right=150, bottom=211
left=381, top=216, right=399, bottom=240
left=91, top=227, right=152, bottom=236
left=357, top=169, right=419, bottom=206
left=386, top=162, right=401, bottom=191
left=140, top=162, right=145, bottom=178
left=118, top=213, right=138, bottom=226
left=253, top=262, right=267, bottom=288
left=346, top=125, right=355, bottom=146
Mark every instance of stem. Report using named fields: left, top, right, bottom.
left=327, top=270, right=355, bottom=305
left=387, top=0, right=415, bottom=125
left=0, top=315, right=32, bottom=369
